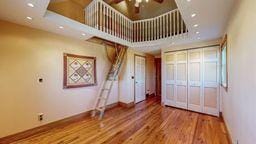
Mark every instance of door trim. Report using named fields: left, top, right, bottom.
left=164, top=44, right=220, bottom=53
left=134, top=54, right=146, bottom=103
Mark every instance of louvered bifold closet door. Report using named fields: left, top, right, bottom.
left=203, top=46, right=220, bottom=116
left=188, top=49, right=203, bottom=113
left=165, top=52, right=176, bottom=107
left=175, top=51, right=188, bottom=109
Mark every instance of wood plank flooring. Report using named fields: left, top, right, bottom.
left=11, top=97, right=230, bottom=144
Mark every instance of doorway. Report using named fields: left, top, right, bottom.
left=155, top=58, right=161, bottom=97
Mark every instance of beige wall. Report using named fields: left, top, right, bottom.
left=0, top=20, right=119, bottom=138
left=221, top=0, right=256, bottom=143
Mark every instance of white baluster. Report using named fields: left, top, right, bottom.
left=181, top=12, right=184, bottom=36
left=174, top=10, right=176, bottom=36
left=114, top=12, right=116, bottom=36
left=125, top=18, right=127, bottom=40
left=161, top=16, right=163, bottom=38
left=96, top=1, right=99, bottom=29
left=103, top=5, right=105, bottom=32
left=99, top=1, right=102, bottom=31
left=177, top=10, right=180, bottom=35
left=154, top=19, right=156, bottom=40
left=111, top=10, right=114, bottom=35
left=107, top=7, right=109, bottom=34
left=136, top=22, right=138, bottom=42
left=146, top=21, right=148, bottom=41
left=170, top=12, right=172, bottom=37
left=166, top=14, right=168, bottom=37
left=157, top=17, right=159, bottom=40
left=119, top=15, right=121, bottom=38
left=88, top=5, right=91, bottom=26
left=142, top=21, right=144, bottom=42
left=163, top=16, right=165, bottom=38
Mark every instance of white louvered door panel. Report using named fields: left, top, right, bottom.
left=165, top=52, right=176, bottom=107
left=175, top=51, right=188, bottom=109
left=203, top=46, right=220, bottom=116
left=188, top=49, right=203, bottom=113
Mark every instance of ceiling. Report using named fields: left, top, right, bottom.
left=104, top=0, right=177, bottom=20
left=0, top=0, right=234, bottom=55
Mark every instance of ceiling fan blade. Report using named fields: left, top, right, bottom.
left=108, top=0, right=124, bottom=4
left=153, top=0, right=164, bottom=3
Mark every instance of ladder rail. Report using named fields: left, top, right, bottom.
left=91, top=80, right=107, bottom=116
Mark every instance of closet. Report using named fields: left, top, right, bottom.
left=164, top=46, right=220, bottom=116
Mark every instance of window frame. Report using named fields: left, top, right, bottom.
left=220, top=34, right=228, bottom=90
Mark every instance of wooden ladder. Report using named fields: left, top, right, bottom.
left=91, top=45, right=127, bottom=120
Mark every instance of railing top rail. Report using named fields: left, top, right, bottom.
left=134, top=9, right=179, bottom=23
left=88, top=0, right=132, bottom=22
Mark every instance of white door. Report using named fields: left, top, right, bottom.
left=135, top=55, right=146, bottom=103
left=175, top=51, right=188, bottom=109
left=165, top=52, right=176, bottom=106
left=188, top=49, right=203, bottom=112
left=203, top=46, right=219, bottom=116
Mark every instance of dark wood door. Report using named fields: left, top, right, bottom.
left=155, top=58, right=161, bottom=96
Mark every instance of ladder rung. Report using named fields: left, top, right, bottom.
left=96, top=107, right=105, bottom=111
left=102, top=88, right=110, bottom=91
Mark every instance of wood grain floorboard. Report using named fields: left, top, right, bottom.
left=9, top=97, right=230, bottom=144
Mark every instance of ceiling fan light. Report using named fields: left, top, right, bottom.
left=137, top=0, right=142, bottom=3
left=135, top=2, right=139, bottom=7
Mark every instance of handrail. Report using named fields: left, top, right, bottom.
left=134, top=9, right=178, bottom=23
left=85, top=0, right=188, bottom=43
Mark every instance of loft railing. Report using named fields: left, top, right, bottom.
left=85, top=0, right=133, bottom=42
left=85, top=0, right=188, bottom=43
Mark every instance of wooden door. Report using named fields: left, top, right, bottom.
left=155, top=58, right=161, bottom=96
left=188, top=49, right=203, bottom=112
left=175, top=51, right=188, bottom=109
left=135, top=55, right=146, bottom=103
left=203, top=46, right=219, bottom=116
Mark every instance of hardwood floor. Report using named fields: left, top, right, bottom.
left=10, top=97, right=230, bottom=144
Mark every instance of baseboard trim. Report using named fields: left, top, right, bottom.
left=0, top=102, right=119, bottom=144
left=219, top=112, right=232, bottom=144
left=119, top=102, right=135, bottom=108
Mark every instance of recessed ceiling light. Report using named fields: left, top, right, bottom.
left=187, top=0, right=191, bottom=2
left=191, top=13, right=196, bottom=18
left=196, top=31, right=200, bottom=34
left=193, top=24, right=199, bottom=27
left=82, top=33, right=86, bottom=36
left=146, top=0, right=149, bottom=2
left=26, top=16, right=33, bottom=20
left=59, top=26, right=64, bottom=29
left=27, top=3, right=34, bottom=8
left=197, top=37, right=201, bottom=39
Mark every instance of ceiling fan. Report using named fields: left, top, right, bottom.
left=107, top=0, right=164, bottom=13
